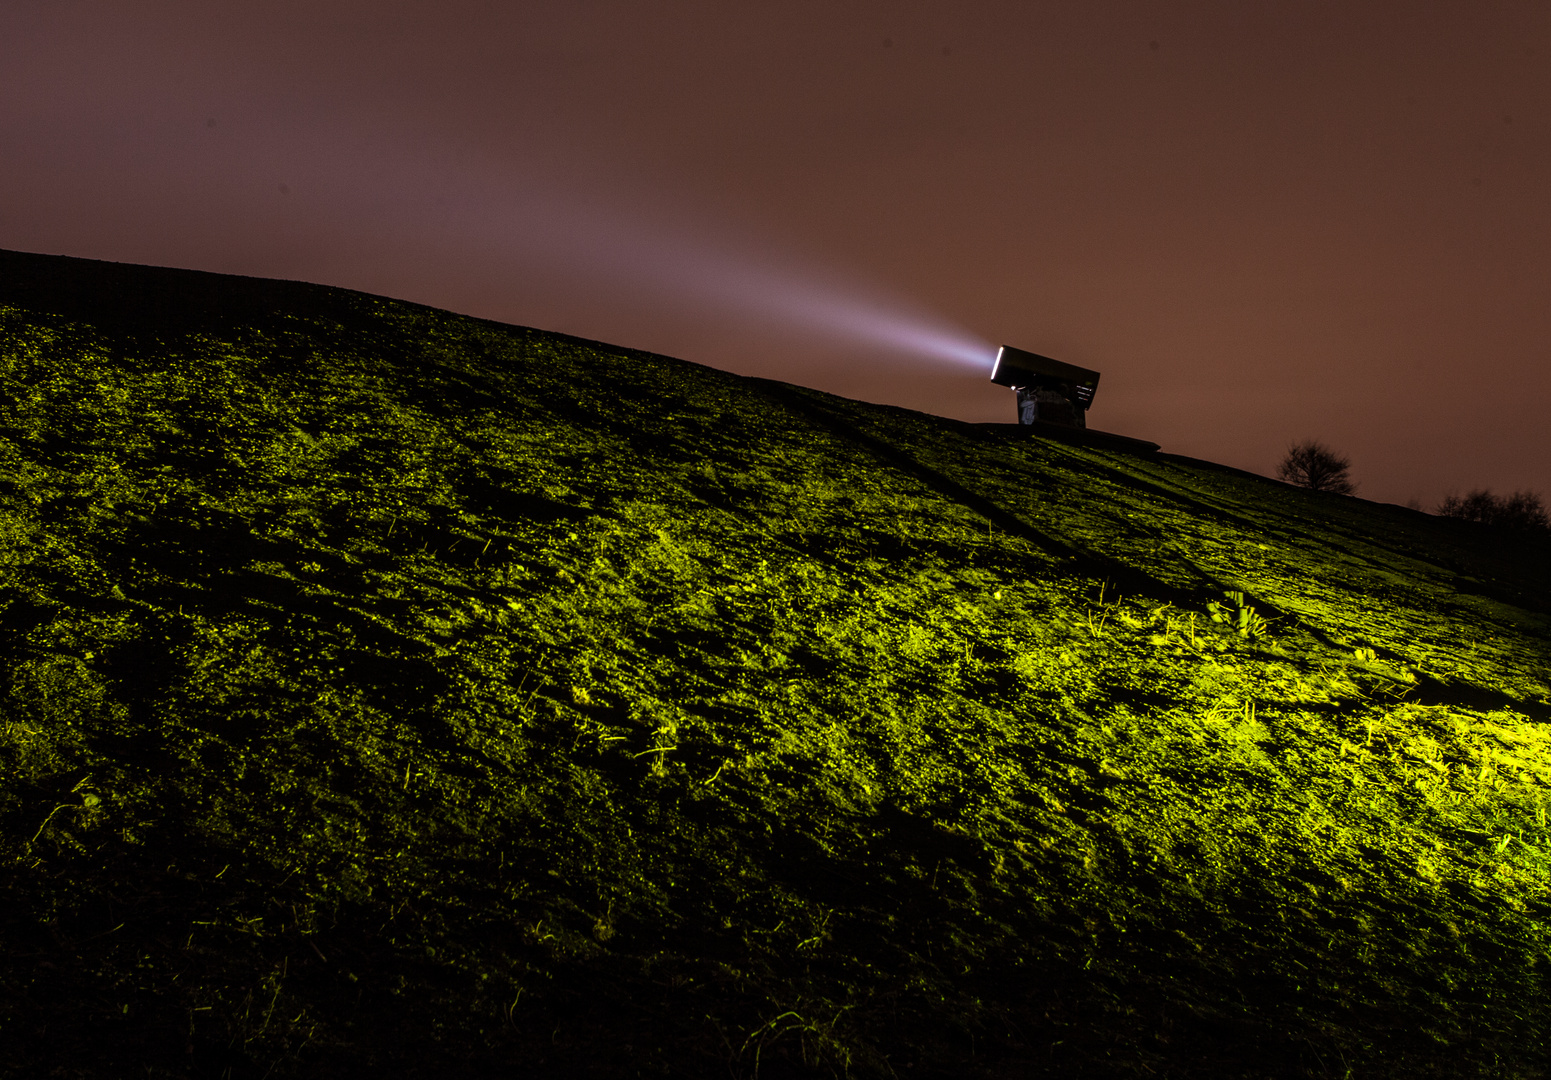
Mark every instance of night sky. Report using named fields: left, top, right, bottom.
left=4, top=1, right=1547, bottom=508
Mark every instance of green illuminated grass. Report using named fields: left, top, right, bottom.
left=1, top=249, right=1549, bottom=1078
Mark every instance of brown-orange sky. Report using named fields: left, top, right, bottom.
left=3, top=1, right=1547, bottom=508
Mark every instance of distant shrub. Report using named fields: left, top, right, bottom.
left=1436, top=489, right=1551, bottom=534
left=1276, top=439, right=1356, bottom=495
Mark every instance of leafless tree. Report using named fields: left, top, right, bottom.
left=1276, top=439, right=1356, bottom=494
left=1437, top=489, right=1550, bottom=533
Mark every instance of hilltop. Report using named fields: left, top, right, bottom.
left=1, top=247, right=1548, bottom=1079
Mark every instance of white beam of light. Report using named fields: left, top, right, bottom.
left=468, top=184, right=997, bottom=374
left=78, top=94, right=999, bottom=376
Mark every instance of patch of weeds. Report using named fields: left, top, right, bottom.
left=1206, top=589, right=1271, bottom=638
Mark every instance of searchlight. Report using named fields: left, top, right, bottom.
left=990, top=346, right=1100, bottom=428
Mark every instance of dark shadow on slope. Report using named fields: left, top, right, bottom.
left=1404, top=674, right=1551, bottom=724
left=0, top=247, right=390, bottom=344
left=1144, top=453, right=1551, bottom=618
left=1163, top=548, right=1350, bottom=654
left=748, top=380, right=1233, bottom=613
left=959, top=440, right=1434, bottom=655
left=455, top=464, right=592, bottom=524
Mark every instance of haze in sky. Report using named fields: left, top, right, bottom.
left=2, top=0, right=1547, bottom=508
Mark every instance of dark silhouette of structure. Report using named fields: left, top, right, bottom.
left=990, top=346, right=1100, bottom=428
left=985, top=344, right=1158, bottom=454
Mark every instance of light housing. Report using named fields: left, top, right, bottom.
left=990, top=345, right=1100, bottom=409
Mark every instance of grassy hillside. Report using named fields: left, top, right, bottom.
left=1, top=247, right=1549, bottom=1079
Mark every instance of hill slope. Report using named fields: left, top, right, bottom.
left=1, top=247, right=1549, bottom=1079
